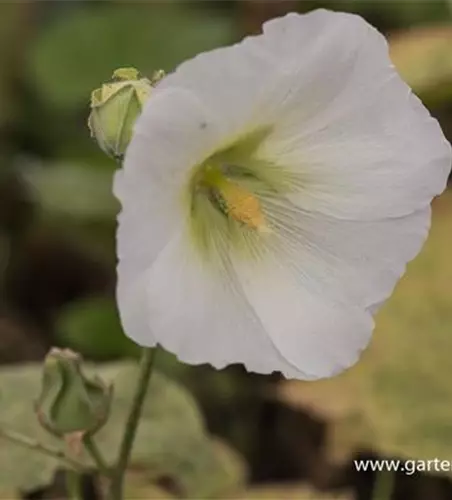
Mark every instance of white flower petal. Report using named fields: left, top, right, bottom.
left=160, top=10, right=451, bottom=220
left=115, top=86, right=219, bottom=272
left=262, top=194, right=431, bottom=310
left=159, top=10, right=376, bottom=135
left=261, top=81, right=450, bottom=220
left=134, top=229, right=309, bottom=379
left=157, top=34, right=270, bottom=137
left=233, top=253, right=374, bottom=379
left=115, top=87, right=220, bottom=342
left=116, top=271, right=157, bottom=347
left=115, top=9, right=451, bottom=380
left=255, top=12, right=451, bottom=219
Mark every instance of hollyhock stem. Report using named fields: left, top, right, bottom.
left=108, top=347, right=158, bottom=500
left=65, top=469, right=83, bottom=500
left=83, top=435, right=111, bottom=477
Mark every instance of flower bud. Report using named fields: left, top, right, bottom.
left=35, top=348, right=112, bottom=438
left=88, top=67, right=162, bottom=160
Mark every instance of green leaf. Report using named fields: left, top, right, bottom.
left=28, top=3, right=234, bottom=111
left=0, top=361, right=246, bottom=496
left=192, top=438, right=248, bottom=498
left=123, top=438, right=246, bottom=499
left=23, top=162, right=118, bottom=222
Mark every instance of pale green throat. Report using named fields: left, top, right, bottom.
left=186, top=129, right=296, bottom=259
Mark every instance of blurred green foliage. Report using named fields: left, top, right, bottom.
left=56, top=297, right=140, bottom=359
left=24, top=162, right=119, bottom=222
left=390, top=25, right=452, bottom=106
left=325, top=0, right=450, bottom=27
left=0, top=0, right=452, bottom=498
left=29, top=2, right=235, bottom=112
left=0, top=362, right=246, bottom=497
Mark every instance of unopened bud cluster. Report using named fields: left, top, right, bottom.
left=35, top=348, right=112, bottom=438
left=88, top=67, right=164, bottom=160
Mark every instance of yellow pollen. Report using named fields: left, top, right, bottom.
left=217, top=179, right=266, bottom=230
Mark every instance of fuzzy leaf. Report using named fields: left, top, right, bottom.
left=0, top=361, right=246, bottom=496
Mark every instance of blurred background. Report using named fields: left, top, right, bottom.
left=0, top=1, right=452, bottom=499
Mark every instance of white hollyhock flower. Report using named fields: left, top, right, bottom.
left=114, top=10, right=451, bottom=380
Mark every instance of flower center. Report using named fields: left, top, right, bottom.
left=185, top=128, right=295, bottom=261
left=201, top=165, right=266, bottom=231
